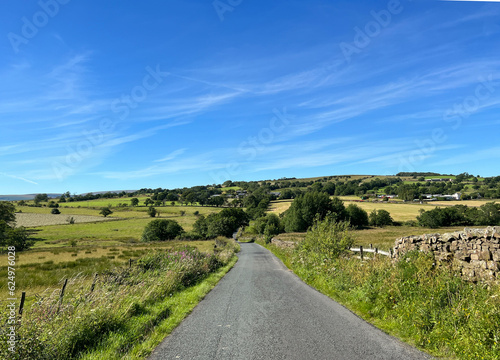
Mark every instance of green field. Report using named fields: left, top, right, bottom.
left=15, top=203, right=221, bottom=248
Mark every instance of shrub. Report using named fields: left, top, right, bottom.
left=51, top=208, right=61, bottom=214
left=141, top=219, right=184, bottom=242
left=147, top=206, right=157, bottom=217
left=99, top=207, right=113, bottom=217
left=298, top=215, right=354, bottom=263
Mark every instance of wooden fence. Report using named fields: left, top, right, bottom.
left=349, top=244, right=393, bottom=260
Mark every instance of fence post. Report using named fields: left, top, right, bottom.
left=390, top=248, right=393, bottom=258
left=57, top=279, right=68, bottom=313
left=19, top=292, right=26, bottom=316
left=129, top=258, right=132, bottom=268
left=90, top=273, right=98, bottom=293
left=360, top=246, right=364, bottom=261
left=374, top=248, right=378, bottom=259
left=60, top=279, right=68, bottom=301
left=370, top=243, right=373, bottom=249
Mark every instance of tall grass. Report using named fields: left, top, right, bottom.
left=1, top=240, right=239, bottom=359
left=261, top=240, right=500, bottom=359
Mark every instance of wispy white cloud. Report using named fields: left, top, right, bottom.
left=0, top=173, right=38, bottom=185
left=154, top=148, right=187, bottom=162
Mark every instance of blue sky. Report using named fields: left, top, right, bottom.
left=1, top=0, right=500, bottom=194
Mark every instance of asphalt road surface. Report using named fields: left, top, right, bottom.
left=149, top=243, right=432, bottom=360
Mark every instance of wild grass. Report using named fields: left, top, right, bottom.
left=0, top=240, right=239, bottom=360
left=260, top=235, right=500, bottom=359
left=0, top=241, right=219, bottom=294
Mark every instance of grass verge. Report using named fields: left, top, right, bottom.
left=1, top=241, right=239, bottom=359
left=257, top=238, right=500, bottom=360
left=81, top=255, right=238, bottom=359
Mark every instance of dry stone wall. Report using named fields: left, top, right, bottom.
left=393, top=227, right=500, bottom=281
left=270, top=238, right=296, bottom=249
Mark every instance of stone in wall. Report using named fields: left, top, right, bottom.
left=393, top=226, right=500, bottom=282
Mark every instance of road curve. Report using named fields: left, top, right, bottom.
left=149, top=243, right=432, bottom=360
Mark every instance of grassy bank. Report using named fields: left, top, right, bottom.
left=258, top=238, right=500, bottom=359
left=1, top=240, right=239, bottom=360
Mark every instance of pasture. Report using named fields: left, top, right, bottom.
left=269, top=198, right=438, bottom=222
left=2, top=199, right=225, bottom=295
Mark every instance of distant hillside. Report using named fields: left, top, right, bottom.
left=82, top=190, right=137, bottom=196
left=0, top=193, right=61, bottom=201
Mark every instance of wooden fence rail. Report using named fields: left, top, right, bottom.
left=349, top=245, right=392, bottom=260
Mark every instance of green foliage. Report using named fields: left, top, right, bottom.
left=0, top=201, right=16, bottom=225
left=99, top=207, right=113, bottom=217
left=48, top=201, right=59, bottom=208
left=3, top=227, right=33, bottom=251
left=130, top=198, right=139, bottom=207
left=417, top=203, right=500, bottom=228
left=298, top=216, right=354, bottom=262
left=0, top=201, right=33, bottom=251
left=147, top=206, right=157, bottom=217
left=345, top=204, right=369, bottom=228
left=193, top=208, right=249, bottom=238
left=369, top=209, right=393, bottom=227
left=283, top=192, right=345, bottom=232
left=254, top=213, right=284, bottom=235
left=51, top=208, right=61, bottom=214
left=141, top=219, right=184, bottom=242
left=34, top=193, right=48, bottom=204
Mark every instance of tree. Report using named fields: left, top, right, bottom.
left=141, top=219, right=184, bottom=242
left=99, top=207, right=113, bottom=217
left=0, top=201, right=33, bottom=251
left=283, top=192, right=345, bottom=232
left=369, top=209, right=393, bottom=227
left=193, top=208, right=249, bottom=238
left=51, top=208, right=61, bottom=214
left=144, top=198, right=154, bottom=207
left=345, top=204, right=369, bottom=228
left=130, top=198, right=139, bottom=207
left=254, top=213, right=284, bottom=235
left=279, top=189, right=295, bottom=200
left=147, top=206, right=157, bottom=217
left=34, top=193, right=48, bottom=205
left=209, top=196, right=225, bottom=207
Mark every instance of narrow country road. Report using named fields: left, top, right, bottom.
left=148, top=243, right=432, bottom=360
